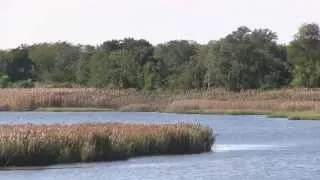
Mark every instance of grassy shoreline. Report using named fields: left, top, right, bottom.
left=2, top=88, right=320, bottom=120
left=0, top=123, right=214, bottom=167
left=31, top=107, right=320, bottom=120
left=267, top=111, right=320, bottom=120
left=35, top=107, right=116, bottom=112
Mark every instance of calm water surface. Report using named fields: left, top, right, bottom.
left=0, top=112, right=320, bottom=180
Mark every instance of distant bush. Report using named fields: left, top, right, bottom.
left=0, top=75, right=9, bottom=88
left=11, top=79, right=35, bottom=88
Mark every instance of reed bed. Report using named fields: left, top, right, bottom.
left=0, top=123, right=214, bottom=167
left=166, top=99, right=320, bottom=113
left=0, top=88, right=162, bottom=111
left=1, top=88, right=320, bottom=113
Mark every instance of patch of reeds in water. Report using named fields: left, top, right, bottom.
left=0, top=123, right=214, bottom=167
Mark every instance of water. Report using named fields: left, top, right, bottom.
left=0, top=112, right=320, bottom=180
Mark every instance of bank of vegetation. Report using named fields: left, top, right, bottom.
left=1, top=23, right=320, bottom=119
left=0, top=123, right=214, bottom=167
left=1, top=88, right=320, bottom=120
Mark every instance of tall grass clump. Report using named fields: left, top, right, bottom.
left=0, top=123, right=214, bottom=167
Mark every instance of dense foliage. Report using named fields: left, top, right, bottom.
left=1, top=24, right=319, bottom=90
left=288, top=23, right=320, bottom=87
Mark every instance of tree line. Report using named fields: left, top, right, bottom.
left=1, top=23, right=320, bottom=91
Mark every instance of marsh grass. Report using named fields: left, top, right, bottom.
left=35, top=107, right=115, bottom=112
left=268, top=111, right=320, bottom=120
left=0, top=123, right=214, bottom=167
left=0, top=88, right=162, bottom=111
left=2, top=88, right=320, bottom=119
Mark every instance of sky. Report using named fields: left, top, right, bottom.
left=1, top=0, right=319, bottom=49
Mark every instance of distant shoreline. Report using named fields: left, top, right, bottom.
left=34, top=108, right=320, bottom=121
left=1, top=88, right=320, bottom=120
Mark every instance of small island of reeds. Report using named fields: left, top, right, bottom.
left=0, top=123, right=214, bottom=167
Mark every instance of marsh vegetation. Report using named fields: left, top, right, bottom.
left=0, top=123, right=214, bottom=167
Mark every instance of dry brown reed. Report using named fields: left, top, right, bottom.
left=0, top=123, right=214, bottom=167
left=0, top=88, right=160, bottom=111
left=166, top=88, right=320, bottom=113
left=1, top=88, right=320, bottom=113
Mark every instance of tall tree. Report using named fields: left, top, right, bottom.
left=2, top=47, right=35, bottom=82
left=75, top=45, right=95, bottom=84
left=154, top=40, right=198, bottom=89
left=29, top=42, right=80, bottom=82
left=288, top=23, right=320, bottom=87
left=206, top=27, right=291, bottom=90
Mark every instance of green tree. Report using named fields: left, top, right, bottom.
left=75, top=45, right=95, bottom=84
left=29, top=42, right=80, bottom=82
left=6, top=47, right=35, bottom=82
left=206, top=27, right=291, bottom=90
left=88, top=39, right=156, bottom=89
left=154, top=40, right=198, bottom=89
left=288, top=23, right=320, bottom=87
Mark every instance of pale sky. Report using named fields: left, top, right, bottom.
left=1, top=0, right=319, bottom=49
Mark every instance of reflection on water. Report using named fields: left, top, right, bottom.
left=0, top=112, right=319, bottom=180
left=214, top=144, right=283, bottom=152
